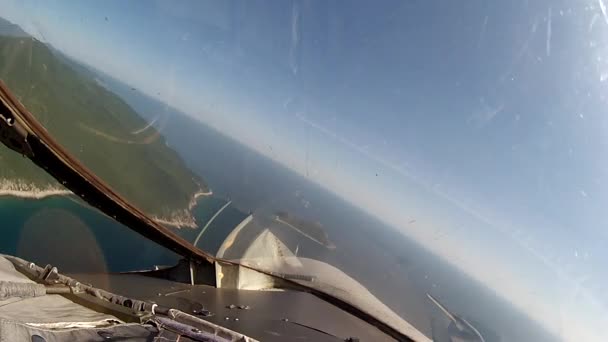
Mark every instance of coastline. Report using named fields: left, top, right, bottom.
left=160, top=188, right=214, bottom=229
left=0, top=179, right=211, bottom=229
left=152, top=214, right=196, bottom=229
left=0, top=189, right=73, bottom=199
left=189, top=189, right=213, bottom=210
left=0, top=179, right=72, bottom=199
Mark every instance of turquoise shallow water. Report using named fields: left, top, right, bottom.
left=0, top=194, right=231, bottom=273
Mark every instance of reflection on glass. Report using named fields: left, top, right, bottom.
left=1, top=1, right=608, bottom=341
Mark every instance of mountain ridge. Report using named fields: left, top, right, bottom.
left=0, top=17, right=28, bottom=37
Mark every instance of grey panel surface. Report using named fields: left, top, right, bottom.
left=72, top=272, right=396, bottom=342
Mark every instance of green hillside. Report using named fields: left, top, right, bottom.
left=0, top=35, right=207, bottom=224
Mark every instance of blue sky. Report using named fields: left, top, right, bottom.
left=3, top=0, right=608, bottom=340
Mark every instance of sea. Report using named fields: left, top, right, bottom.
left=0, top=72, right=558, bottom=342
left=0, top=193, right=230, bottom=273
